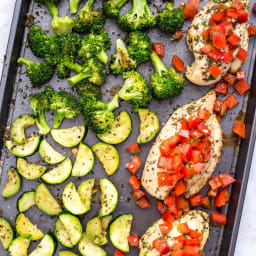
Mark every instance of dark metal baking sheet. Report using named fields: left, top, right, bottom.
left=0, top=0, right=256, bottom=255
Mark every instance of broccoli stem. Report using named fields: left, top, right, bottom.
left=45, top=2, right=59, bottom=18
left=67, top=72, right=92, bottom=85
left=53, top=112, right=65, bottom=129
left=62, top=61, right=84, bottom=73
left=17, top=57, right=32, bottom=66
left=114, top=0, right=129, bottom=8
left=81, top=0, right=94, bottom=12
left=150, top=52, right=168, bottom=76
left=96, top=50, right=109, bottom=65
left=37, top=111, right=51, bottom=135
left=133, top=0, right=151, bottom=15
left=107, top=95, right=120, bottom=111
left=69, top=0, right=82, bottom=14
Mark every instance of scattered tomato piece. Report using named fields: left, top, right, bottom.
left=182, top=3, right=197, bottom=19
left=152, top=238, right=170, bottom=254
left=162, top=209, right=175, bottom=223
left=129, top=175, right=141, bottom=190
left=209, top=176, right=222, bottom=190
left=227, top=32, right=241, bottom=46
left=175, top=180, right=187, bottom=196
left=160, top=135, right=181, bottom=156
left=215, top=188, right=230, bottom=207
left=223, top=73, right=236, bottom=85
left=254, top=3, right=256, bottom=12
left=173, top=30, right=183, bottom=40
left=189, top=194, right=202, bottom=207
left=159, top=223, right=173, bottom=236
left=165, top=195, right=178, bottom=216
left=224, top=94, right=239, bottom=109
left=131, top=189, right=145, bottom=200
left=126, top=155, right=142, bottom=174
left=114, top=249, right=125, bottom=256
left=126, top=143, right=141, bottom=154
left=211, top=212, right=227, bottom=226
left=128, top=235, right=139, bottom=247
left=215, top=82, right=228, bottom=95
left=207, top=188, right=218, bottom=197
left=157, top=200, right=168, bottom=214
left=152, top=43, right=165, bottom=56
left=237, top=9, right=248, bottom=23
left=197, top=109, right=210, bottom=120
left=136, top=196, right=152, bottom=209
left=236, top=69, right=246, bottom=80
left=177, top=196, right=190, bottom=212
left=177, top=222, right=190, bottom=234
left=248, top=25, right=256, bottom=36
left=172, top=55, right=185, bottom=72
left=209, top=64, right=221, bottom=78
left=236, top=48, right=248, bottom=62
left=201, top=196, right=212, bottom=209
left=219, top=174, right=236, bottom=187
left=233, top=120, right=245, bottom=138
left=213, top=99, right=224, bottom=114
left=234, top=79, right=250, bottom=94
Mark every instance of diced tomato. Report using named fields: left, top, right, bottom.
left=128, top=235, right=139, bottom=247
left=160, top=135, right=181, bottom=156
left=209, top=64, right=221, bottom=78
left=197, top=139, right=211, bottom=155
left=152, top=43, right=165, bottom=56
left=197, top=122, right=211, bottom=136
left=233, top=0, right=245, bottom=10
left=129, top=175, right=141, bottom=190
left=220, top=102, right=228, bottom=116
left=157, top=200, right=168, bottom=214
left=185, top=239, right=201, bottom=246
left=222, top=51, right=234, bottom=63
left=126, top=155, right=142, bottom=174
left=136, top=196, right=152, bottom=209
left=223, top=22, right=234, bottom=36
left=152, top=238, right=170, bottom=254
left=172, top=55, right=185, bottom=72
left=182, top=165, right=195, bottom=179
left=173, top=155, right=184, bottom=173
left=219, top=173, right=236, bottom=187
left=131, top=189, right=145, bottom=200
left=158, top=172, right=184, bottom=186
left=170, top=147, right=182, bottom=158
left=189, top=0, right=200, bottom=10
left=188, top=138, right=201, bottom=148
left=237, top=9, right=248, bottom=23
left=212, top=31, right=227, bottom=49
left=182, top=3, right=197, bottom=19
left=236, top=69, right=246, bottom=80
left=177, top=222, right=190, bottom=234
left=178, top=129, right=190, bottom=139
left=215, top=188, right=230, bottom=207
left=158, top=156, right=174, bottom=170
left=213, top=99, right=224, bottom=114
left=254, top=3, right=256, bottom=12
left=227, top=32, right=241, bottom=46
left=208, top=48, right=223, bottom=61
left=202, top=29, right=210, bottom=42
left=223, top=73, right=236, bottom=85
left=197, top=108, right=210, bottom=120
left=211, top=24, right=225, bottom=33
left=234, top=79, right=250, bottom=94
left=236, top=48, right=248, bottom=62
left=215, top=82, right=228, bottom=95
left=173, top=30, right=183, bottom=40
left=114, top=249, right=125, bottom=256
left=226, top=8, right=238, bottom=18
left=191, top=150, right=203, bottom=163
left=211, top=11, right=225, bottom=23
left=201, top=196, right=212, bottom=209
left=177, top=196, right=190, bottom=212
left=229, top=43, right=238, bottom=52
left=175, top=180, right=187, bottom=196
left=211, top=212, right=227, bottom=226
left=188, top=229, right=203, bottom=241
left=188, top=116, right=201, bottom=129
left=200, top=44, right=213, bottom=54
left=209, top=176, right=222, bottom=190
left=189, top=194, right=202, bottom=207
left=190, top=130, right=203, bottom=140
left=224, top=94, right=238, bottom=109
left=233, top=120, right=245, bottom=138
left=162, top=209, right=175, bottom=223
left=191, top=163, right=205, bottom=174
left=159, top=223, right=173, bottom=236
left=177, top=143, right=192, bottom=162
left=181, top=118, right=189, bottom=130
left=207, top=188, right=218, bottom=197
left=165, top=195, right=178, bottom=216
left=126, top=143, right=141, bottom=154
left=248, top=25, right=256, bottom=36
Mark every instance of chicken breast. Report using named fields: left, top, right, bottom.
left=186, top=0, right=249, bottom=86
left=139, top=210, right=209, bottom=256
left=141, top=90, right=223, bottom=200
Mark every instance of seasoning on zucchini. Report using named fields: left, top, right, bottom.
left=97, top=110, right=132, bottom=144
left=29, top=234, right=56, bottom=256
left=92, top=143, right=119, bottom=176
left=1, top=168, right=21, bottom=198
left=10, top=114, right=36, bottom=144
left=137, top=108, right=159, bottom=144
left=0, top=217, right=14, bottom=249
left=17, top=191, right=35, bottom=212
left=8, top=235, right=31, bottom=256
left=55, top=219, right=73, bottom=248
left=77, top=179, right=95, bottom=212
left=71, top=143, right=94, bottom=177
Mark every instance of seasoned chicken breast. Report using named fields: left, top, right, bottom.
left=141, top=90, right=223, bottom=200
left=139, top=210, right=209, bottom=256
left=186, top=0, right=249, bottom=86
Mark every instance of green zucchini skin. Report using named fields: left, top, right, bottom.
left=17, top=191, right=36, bottom=212
left=1, top=168, right=21, bottom=198
left=8, top=235, right=31, bottom=255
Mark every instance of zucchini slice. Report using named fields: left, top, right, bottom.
left=97, top=111, right=132, bottom=144
left=51, top=125, right=86, bottom=148
left=17, top=158, right=46, bottom=180
left=39, top=139, right=65, bottom=164
left=8, top=235, right=31, bottom=256
left=11, top=114, right=36, bottom=144
left=99, top=178, right=118, bottom=217
left=16, top=213, right=44, bottom=240
left=92, top=143, right=119, bottom=176
left=62, top=182, right=87, bottom=215
left=59, top=251, right=78, bottom=256
left=5, top=136, right=41, bottom=157
left=0, top=217, right=14, bottom=249
left=1, top=168, right=21, bottom=198
left=29, top=234, right=56, bottom=256
left=17, top=191, right=35, bottom=212
left=101, top=215, right=112, bottom=231
left=41, top=158, right=72, bottom=185
left=78, top=233, right=107, bottom=256
left=77, top=179, right=95, bottom=212
left=86, top=216, right=108, bottom=246
left=109, top=214, right=133, bottom=252
left=137, top=108, right=160, bottom=144
left=35, top=183, right=62, bottom=216
left=58, top=213, right=82, bottom=246
left=55, top=219, right=73, bottom=248
left=72, top=143, right=94, bottom=177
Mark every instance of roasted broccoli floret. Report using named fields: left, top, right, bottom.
left=68, top=58, right=106, bottom=86
left=69, top=0, right=82, bottom=14
left=80, top=95, right=119, bottom=134
left=103, top=0, right=129, bottom=18
left=35, top=0, right=76, bottom=36
left=118, top=0, right=156, bottom=32
left=118, top=71, right=152, bottom=111
left=17, top=58, right=55, bottom=87
left=29, top=86, right=54, bottom=134
left=125, top=31, right=152, bottom=65
left=75, top=81, right=102, bottom=99
left=78, top=30, right=111, bottom=64
left=110, top=38, right=137, bottom=75
left=49, top=90, right=81, bottom=128
left=75, top=0, right=105, bottom=33
left=157, top=2, right=184, bottom=33
left=150, top=52, right=185, bottom=99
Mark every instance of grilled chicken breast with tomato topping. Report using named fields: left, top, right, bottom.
left=186, top=0, right=249, bottom=86
left=141, top=90, right=223, bottom=200
left=139, top=210, right=209, bottom=256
